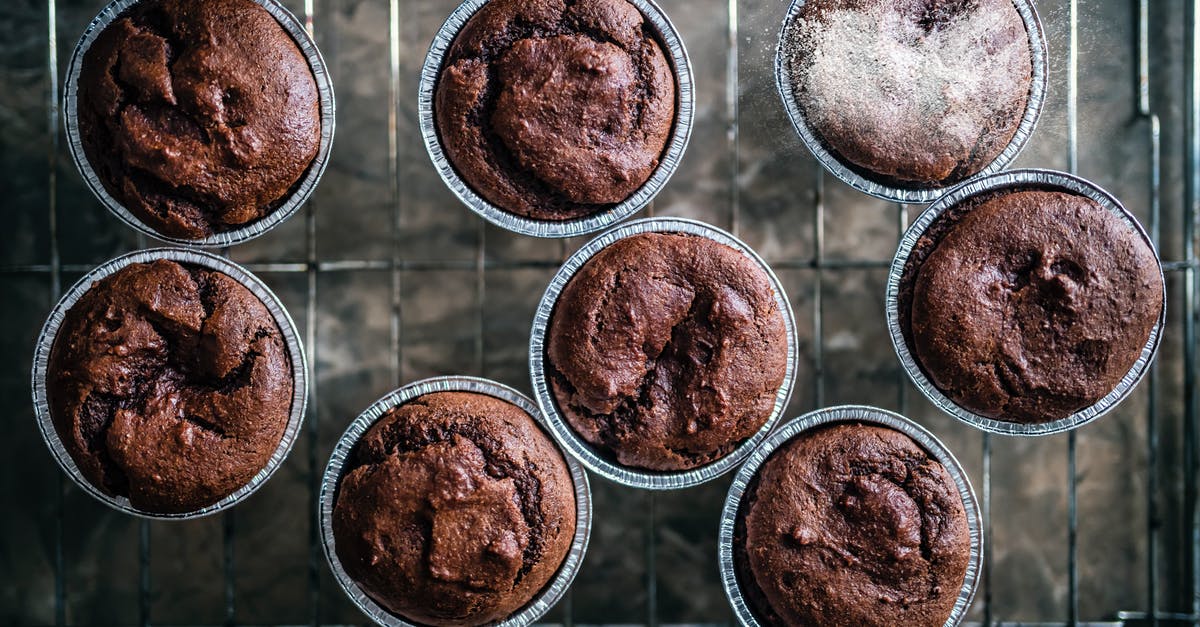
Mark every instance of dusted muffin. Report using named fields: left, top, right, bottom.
left=435, top=0, right=677, bottom=221
left=783, top=0, right=1032, bottom=186
left=735, top=422, right=971, bottom=627
left=47, top=260, right=294, bottom=514
left=77, top=0, right=321, bottom=239
left=332, top=392, right=576, bottom=627
left=902, top=189, right=1163, bottom=424
left=547, top=233, right=789, bottom=471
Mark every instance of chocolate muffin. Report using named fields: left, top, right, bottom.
left=547, top=233, right=789, bottom=471
left=734, top=422, right=971, bottom=627
left=47, top=259, right=294, bottom=514
left=332, top=392, right=576, bottom=627
left=903, top=189, right=1163, bottom=424
left=434, top=0, right=677, bottom=221
left=77, top=0, right=321, bottom=239
left=783, top=0, right=1033, bottom=186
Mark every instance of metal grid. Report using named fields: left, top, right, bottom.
left=4, top=0, right=1198, bottom=624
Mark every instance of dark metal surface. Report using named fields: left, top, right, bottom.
left=0, top=0, right=1197, bottom=625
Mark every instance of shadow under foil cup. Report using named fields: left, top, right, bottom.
left=63, top=0, right=336, bottom=248
left=529, top=217, right=799, bottom=490
left=718, top=405, right=983, bottom=627
left=31, top=248, right=309, bottom=520
left=886, top=169, right=1167, bottom=436
left=419, top=0, right=695, bottom=239
left=775, top=0, right=1047, bottom=204
left=320, top=376, right=592, bottom=627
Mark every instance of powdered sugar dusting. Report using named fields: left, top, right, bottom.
left=787, top=0, right=1032, bottom=181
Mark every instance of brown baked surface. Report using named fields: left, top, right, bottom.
left=785, top=0, right=1032, bottom=186
left=908, top=190, right=1163, bottom=424
left=434, top=0, right=677, bottom=221
left=77, top=0, right=321, bottom=239
left=47, top=259, right=293, bottom=514
left=734, top=422, right=971, bottom=627
left=547, top=233, right=788, bottom=471
left=332, top=392, right=576, bottom=627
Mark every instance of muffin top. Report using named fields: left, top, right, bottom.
left=784, top=0, right=1032, bottom=186
left=547, top=233, right=789, bottom=471
left=907, top=190, right=1163, bottom=424
left=332, top=392, right=576, bottom=627
left=77, top=0, right=321, bottom=239
left=435, top=0, right=677, bottom=221
left=735, top=422, right=971, bottom=627
left=47, top=259, right=294, bottom=514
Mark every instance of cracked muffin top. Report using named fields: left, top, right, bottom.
left=332, top=392, right=576, bottom=627
left=902, top=189, right=1163, bottom=424
left=734, top=422, right=971, bottom=627
left=547, top=232, right=789, bottom=472
left=783, top=0, right=1032, bottom=187
left=47, top=259, right=294, bottom=514
left=434, top=0, right=677, bottom=221
left=77, top=0, right=321, bottom=239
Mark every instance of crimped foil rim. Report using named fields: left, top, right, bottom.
left=62, top=0, right=336, bottom=248
left=885, top=168, right=1168, bottom=436
left=319, top=376, right=593, bottom=627
left=30, top=248, right=309, bottom=520
left=418, top=0, right=695, bottom=238
left=528, top=217, right=799, bottom=490
left=718, top=405, right=983, bottom=627
left=774, top=0, right=1048, bottom=204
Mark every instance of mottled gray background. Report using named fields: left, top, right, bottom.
left=1, top=0, right=1197, bottom=625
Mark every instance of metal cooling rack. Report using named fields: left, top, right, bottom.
left=2, top=0, right=1197, bottom=625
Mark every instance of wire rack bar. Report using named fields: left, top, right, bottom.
left=1066, top=1, right=1081, bottom=624
left=5, top=258, right=1200, bottom=278
left=301, top=3, right=321, bottom=625
left=46, top=0, right=64, bottom=620
left=1187, top=3, right=1200, bottom=625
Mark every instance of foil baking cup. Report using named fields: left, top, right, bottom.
left=31, top=248, right=309, bottom=520
left=419, top=0, right=695, bottom=238
left=529, top=217, right=799, bottom=489
left=320, top=376, right=592, bottom=627
left=63, top=0, right=336, bottom=248
left=886, top=169, right=1167, bottom=436
left=775, top=0, right=1047, bottom=204
left=718, top=405, right=983, bottom=627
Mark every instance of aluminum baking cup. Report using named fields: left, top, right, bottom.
left=31, top=248, right=309, bottom=520
left=886, top=169, right=1167, bottom=436
left=419, top=0, right=695, bottom=238
left=63, top=0, right=336, bottom=248
left=775, top=0, right=1047, bottom=204
left=320, top=376, right=592, bottom=627
left=718, top=405, right=983, bottom=627
left=529, top=217, right=799, bottom=489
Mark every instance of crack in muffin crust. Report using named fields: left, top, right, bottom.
left=434, top=0, right=677, bottom=221
left=547, top=233, right=788, bottom=471
left=47, top=259, right=294, bottom=514
left=77, top=0, right=321, bottom=239
left=332, top=392, right=576, bottom=627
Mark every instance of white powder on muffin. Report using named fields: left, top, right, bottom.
left=786, top=0, right=1031, bottom=179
